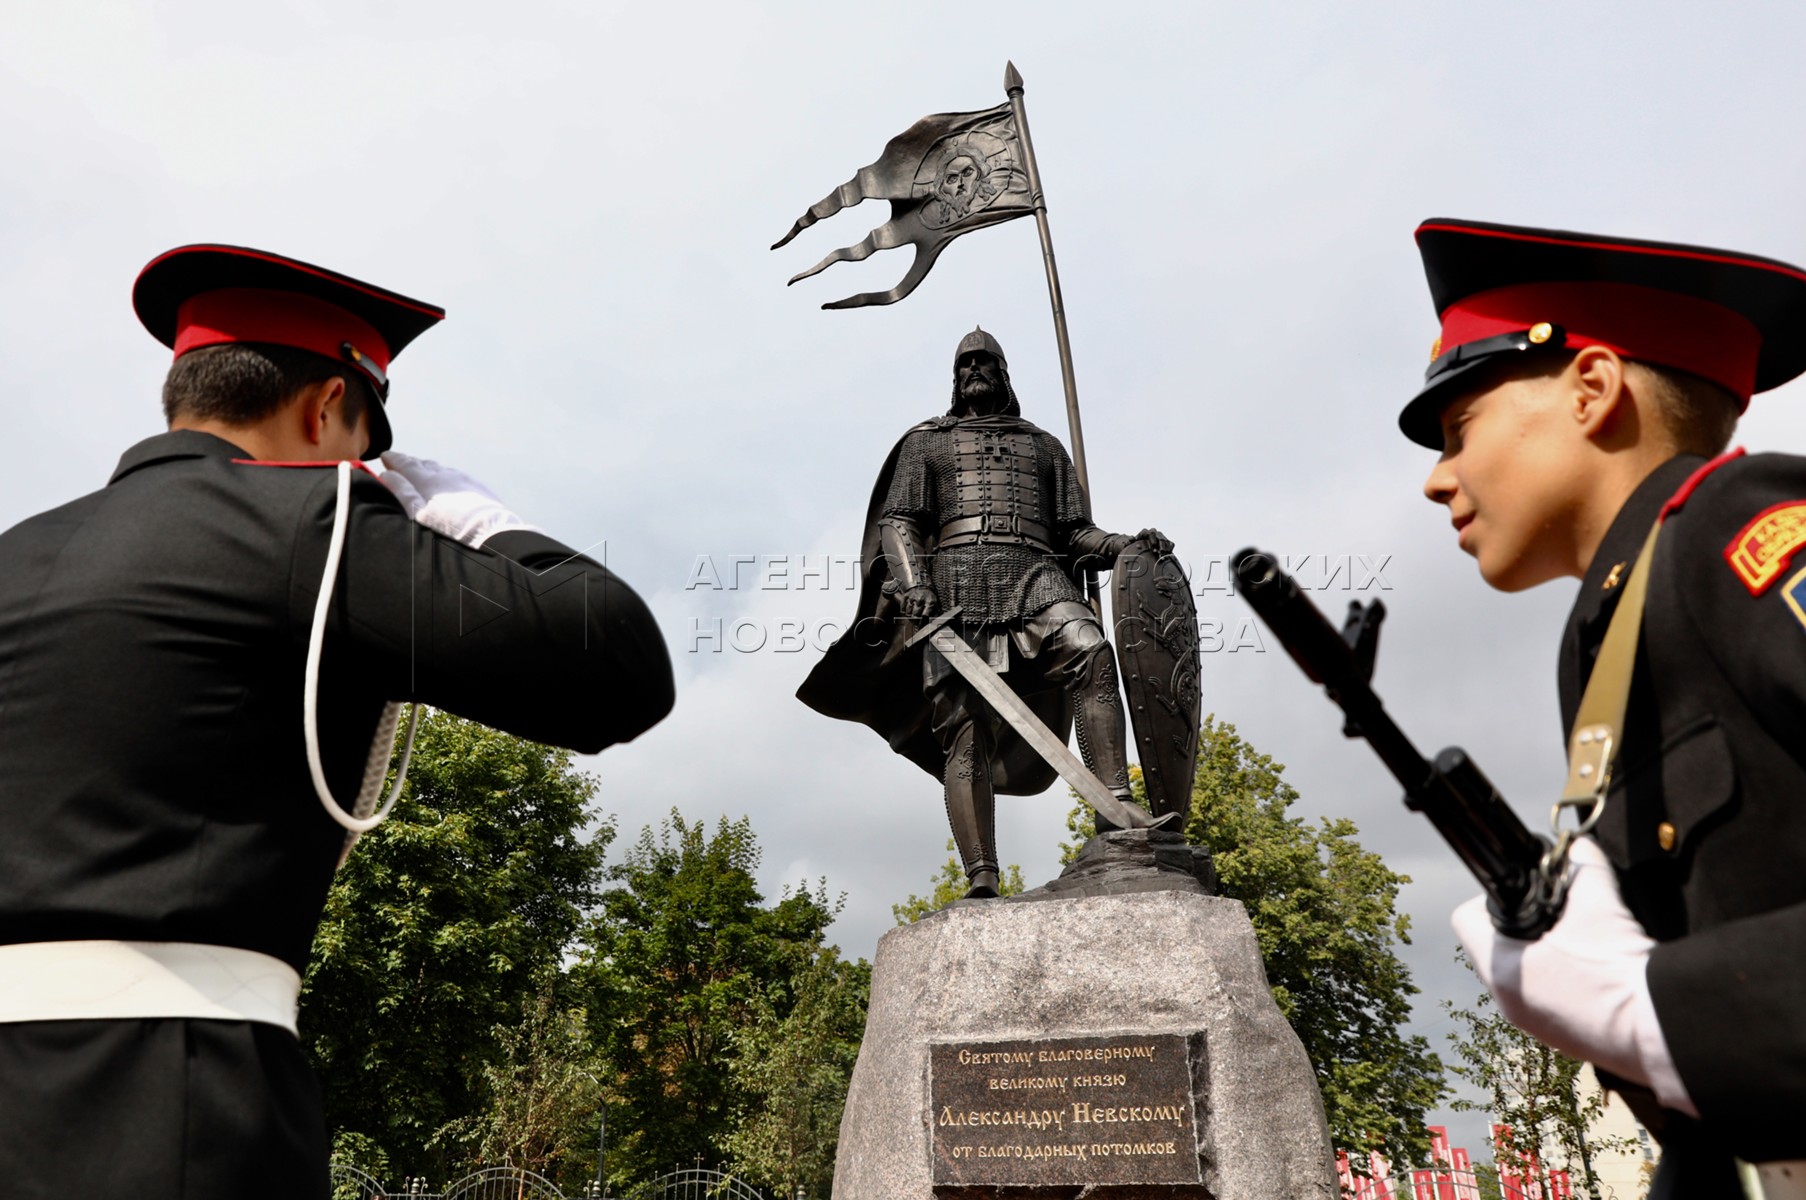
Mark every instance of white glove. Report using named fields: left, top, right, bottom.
left=1452, top=836, right=1698, bottom=1116
left=378, top=451, right=541, bottom=549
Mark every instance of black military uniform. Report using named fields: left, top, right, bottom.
left=799, top=328, right=1147, bottom=894
left=1560, top=449, right=1806, bottom=1188
left=1406, top=220, right=1806, bottom=1194
left=0, top=247, right=674, bottom=1198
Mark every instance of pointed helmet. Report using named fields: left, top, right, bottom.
left=947, top=325, right=1020, bottom=416
left=953, top=325, right=1008, bottom=372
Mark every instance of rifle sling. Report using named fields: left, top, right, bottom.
left=1561, top=518, right=1662, bottom=803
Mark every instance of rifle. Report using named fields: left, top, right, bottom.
left=1231, top=548, right=1565, bottom=939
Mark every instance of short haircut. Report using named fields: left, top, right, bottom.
left=1626, top=360, right=1741, bottom=457
left=1468, top=349, right=1739, bottom=456
left=162, top=342, right=370, bottom=430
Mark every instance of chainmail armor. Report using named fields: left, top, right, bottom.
left=882, top=414, right=1100, bottom=625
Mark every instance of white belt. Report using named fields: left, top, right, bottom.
left=0, top=940, right=301, bottom=1035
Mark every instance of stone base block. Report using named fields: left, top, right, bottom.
left=832, top=890, right=1336, bottom=1200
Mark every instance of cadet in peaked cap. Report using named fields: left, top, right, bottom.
left=1406, top=219, right=1806, bottom=1198
left=0, top=245, right=674, bottom=1196
left=1402, top=218, right=1806, bottom=450
left=132, top=243, right=449, bottom=458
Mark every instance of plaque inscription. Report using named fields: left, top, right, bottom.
left=929, top=1033, right=1202, bottom=1187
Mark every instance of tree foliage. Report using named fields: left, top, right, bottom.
left=1065, top=716, right=1446, bottom=1167
left=725, top=951, right=871, bottom=1198
left=1444, top=950, right=1638, bottom=1200
left=301, top=710, right=612, bottom=1180
left=303, top=719, right=876, bottom=1192
left=892, top=841, right=1026, bottom=923
left=430, top=973, right=606, bottom=1192
left=575, top=811, right=851, bottom=1190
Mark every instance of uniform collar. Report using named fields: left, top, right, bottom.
left=109, top=430, right=253, bottom=484
left=1575, top=455, right=1707, bottom=608
left=1559, top=454, right=1705, bottom=726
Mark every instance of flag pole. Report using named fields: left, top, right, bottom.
left=1005, top=60, right=1101, bottom=606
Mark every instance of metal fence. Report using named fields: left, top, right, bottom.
left=632, top=1168, right=769, bottom=1200
left=331, top=1164, right=576, bottom=1200
left=331, top=1163, right=769, bottom=1200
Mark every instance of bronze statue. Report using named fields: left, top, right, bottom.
left=799, top=328, right=1177, bottom=898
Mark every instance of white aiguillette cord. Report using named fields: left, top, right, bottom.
left=306, top=461, right=420, bottom=867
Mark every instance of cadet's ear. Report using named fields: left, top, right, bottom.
left=294, top=378, right=347, bottom=447
left=1571, top=345, right=1629, bottom=442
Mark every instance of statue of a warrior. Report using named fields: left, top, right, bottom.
left=798, top=327, right=1175, bottom=898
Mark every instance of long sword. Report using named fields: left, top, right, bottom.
left=906, top=607, right=1160, bottom=832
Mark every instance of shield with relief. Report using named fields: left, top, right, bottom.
left=1111, top=540, right=1202, bottom=820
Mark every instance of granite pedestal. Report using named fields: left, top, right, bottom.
left=833, top=835, right=1337, bottom=1200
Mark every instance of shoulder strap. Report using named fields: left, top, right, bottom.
left=1561, top=519, right=1661, bottom=804
left=1562, top=449, right=1743, bottom=808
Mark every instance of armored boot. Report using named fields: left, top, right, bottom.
left=943, top=720, right=1000, bottom=898
left=1072, top=643, right=1138, bottom=833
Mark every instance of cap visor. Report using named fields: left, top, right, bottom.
left=361, top=399, right=393, bottom=460
left=1397, top=355, right=1509, bottom=449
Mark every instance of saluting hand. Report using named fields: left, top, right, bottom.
left=378, top=452, right=541, bottom=549
left=1452, top=837, right=1698, bottom=1116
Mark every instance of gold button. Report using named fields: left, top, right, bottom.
left=1657, top=821, right=1677, bottom=852
left=1602, top=562, right=1626, bottom=590
left=1528, top=322, right=1554, bottom=344
left=1429, top=335, right=1443, bottom=363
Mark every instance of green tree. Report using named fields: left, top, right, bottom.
left=725, top=951, right=872, bottom=1198
left=301, top=710, right=612, bottom=1180
left=576, top=812, right=843, bottom=1190
left=1444, top=950, right=1638, bottom=1200
left=431, top=973, right=606, bottom=1193
left=328, top=1130, right=392, bottom=1193
left=892, top=840, right=1026, bottom=923
left=1065, top=717, right=1446, bottom=1168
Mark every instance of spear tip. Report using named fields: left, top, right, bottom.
left=1004, top=60, right=1023, bottom=92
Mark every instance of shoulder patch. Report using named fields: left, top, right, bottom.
left=1786, top=566, right=1806, bottom=636
left=1725, top=501, right=1806, bottom=594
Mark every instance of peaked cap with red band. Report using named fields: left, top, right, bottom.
left=134, top=245, right=445, bottom=459
left=1400, top=218, right=1806, bottom=448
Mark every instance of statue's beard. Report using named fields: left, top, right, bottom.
left=959, top=377, right=1004, bottom=414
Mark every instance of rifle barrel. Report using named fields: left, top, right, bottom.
left=1232, top=550, right=1432, bottom=788
left=1232, top=547, right=1559, bottom=938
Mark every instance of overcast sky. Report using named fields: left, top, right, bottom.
left=7, top=0, right=1806, bottom=1168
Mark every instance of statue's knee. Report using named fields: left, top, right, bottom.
left=1049, top=619, right=1110, bottom=683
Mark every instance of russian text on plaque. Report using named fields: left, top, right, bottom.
left=929, top=1033, right=1204, bottom=1188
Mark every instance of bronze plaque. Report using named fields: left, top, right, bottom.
left=929, top=1033, right=1203, bottom=1187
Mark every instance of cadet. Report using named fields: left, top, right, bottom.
left=1405, top=219, right=1806, bottom=1198
left=0, top=245, right=675, bottom=1198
